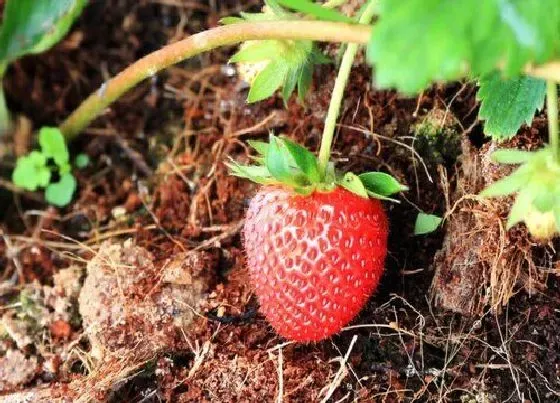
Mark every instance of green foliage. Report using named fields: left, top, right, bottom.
left=0, top=0, right=87, bottom=135
left=12, top=127, right=84, bottom=207
left=12, top=151, right=51, bottom=191
left=367, top=0, right=560, bottom=94
left=226, top=0, right=330, bottom=103
left=45, top=174, right=77, bottom=207
left=481, top=146, right=560, bottom=239
left=0, top=0, right=87, bottom=73
left=228, top=133, right=406, bottom=200
left=477, top=73, right=546, bottom=140
left=414, top=213, right=442, bottom=235
left=275, top=0, right=352, bottom=22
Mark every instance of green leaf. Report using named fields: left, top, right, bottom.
left=227, top=161, right=275, bottom=185
left=297, top=62, right=313, bottom=101
left=230, top=41, right=278, bottom=63
left=45, top=173, right=77, bottom=207
left=359, top=172, right=407, bottom=197
left=39, top=127, right=69, bottom=168
left=490, top=149, right=535, bottom=164
left=276, top=0, right=353, bottom=22
left=265, top=135, right=301, bottom=185
left=280, top=137, right=320, bottom=182
left=12, top=151, right=51, bottom=191
left=282, top=67, right=299, bottom=103
left=507, top=191, right=533, bottom=229
left=75, top=153, right=90, bottom=168
left=339, top=172, right=368, bottom=198
left=480, top=166, right=530, bottom=197
left=247, top=61, right=288, bottom=103
left=0, top=0, right=87, bottom=67
left=533, top=191, right=555, bottom=213
left=414, top=213, right=442, bottom=235
left=478, top=73, right=546, bottom=140
left=247, top=140, right=269, bottom=156
left=367, top=0, right=560, bottom=93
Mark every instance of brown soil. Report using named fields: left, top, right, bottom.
left=1, top=1, right=559, bottom=402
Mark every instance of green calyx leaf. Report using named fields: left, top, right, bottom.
left=45, top=173, right=77, bottom=207
left=339, top=172, right=369, bottom=198
left=247, top=61, right=289, bottom=103
left=229, top=134, right=406, bottom=202
left=266, top=134, right=307, bottom=186
left=482, top=146, right=560, bottom=239
left=359, top=172, right=408, bottom=197
left=227, top=3, right=330, bottom=104
left=414, top=212, right=443, bottom=235
left=477, top=72, right=546, bottom=141
left=12, top=151, right=51, bottom=191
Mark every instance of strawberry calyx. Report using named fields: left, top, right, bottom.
left=228, top=133, right=408, bottom=201
left=223, top=0, right=330, bottom=103
left=481, top=146, right=560, bottom=240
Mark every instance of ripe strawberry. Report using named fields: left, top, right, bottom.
left=243, top=186, right=388, bottom=342
left=229, top=134, right=405, bottom=342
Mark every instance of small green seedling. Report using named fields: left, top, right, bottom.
left=12, top=127, right=85, bottom=207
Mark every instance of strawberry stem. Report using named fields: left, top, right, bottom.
left=59, top=21, right=371, bottom=140
left=547, top=80, right=559, bottom=162
left=317, top=0, right=377, bottom=178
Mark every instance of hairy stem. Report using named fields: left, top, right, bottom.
left=60, top=21, right=371, bottom=140
left=317, top=1, right=377, bottom=177
left=547, top=81, right=559, bottom=162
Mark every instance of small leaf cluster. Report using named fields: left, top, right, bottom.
left=12, top=127, right=88, bottom=206
left=229, top=134, right=407, bottom=200
left=481, top=148, right=560, bottom=240
left=225, top=0, right=330, bottom=103
left=366, top=0, right=560, bottom=141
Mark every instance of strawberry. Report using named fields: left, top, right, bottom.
left=243, top=186, right=388, bottom=342
left=229, top=134, right=406, bottom=342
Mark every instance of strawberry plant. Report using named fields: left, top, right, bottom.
left=0, top=0, right=87, bottom=135
left=8, top=0, right=560, bottom=341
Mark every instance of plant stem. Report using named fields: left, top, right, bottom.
left=547, top=80, right=559, bottom=162
left=60, top=20, right=371, bottom=140
left=317, top=1, right=377, bottom=177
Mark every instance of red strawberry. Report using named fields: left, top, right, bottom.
left=243, top=185, right=388, bottom=342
